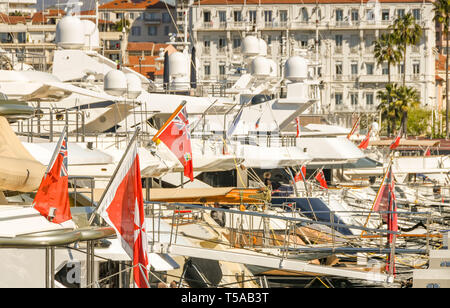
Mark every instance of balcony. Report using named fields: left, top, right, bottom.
left=143, top=18, right=161, bottom=24
left=217, top=47, right=227, bottom=55
left=230, top=21, right=245, bottom=29
left=203, top=21, right=214, bottom=29
left=358, top=74, right=389, bottom=83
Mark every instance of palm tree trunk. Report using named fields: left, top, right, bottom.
left=388, top=63, right=395, bottom=136
left=403, top=42, right=407, bottom=86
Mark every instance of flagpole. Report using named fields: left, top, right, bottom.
left=360, top=157, right=394, bottom=236
left=45, top=126, right=67, bottom=175
left=88, top=127, right=141, bottom=225
left=152, top=100, right=187, bottom=143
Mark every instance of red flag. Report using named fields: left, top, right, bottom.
left=358, top=129, right=371, bottom=150
left=153, top=103, right=194, bottom=181
left=425, top=148, right=431, bottom=156
left=295, top=117, right=300, bottom=138
left=315, top=170, right=328, bottom=189
left=33, top=129, right=72, bottom=224
left=294, top=165, right=307, bottom=182
left=97, top=138, right=149, bottom=288
left=390, top=130, right=402, bottom=150
left=372, top=164, right=397, bottom=274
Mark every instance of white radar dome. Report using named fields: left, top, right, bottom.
left=284, top=56, right=308, bottom=82
left=104, top=70, right=127, bottom=96
left=55, top=16, right=85, bottom=49
left=250, top=56, right=271, bottom=78
left=241, top=36, right=260, bottom=56
left=81, top=20, right=100, bottom=50
left=125, top=73, right=142, bottom=99
left=168, top=52, right=189, bottom=78
left=258, top=38, right=267, bottom=56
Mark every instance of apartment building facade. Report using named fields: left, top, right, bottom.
left=99, top=0, right=177, bottom=44
left=186, top=0, right=436, bottom=115
left=0, top=0, right=36, bottom=16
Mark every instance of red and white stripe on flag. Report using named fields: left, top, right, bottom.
left=97, top=142, right=149, bottom=288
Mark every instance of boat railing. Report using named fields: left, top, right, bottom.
left=143, top=201, right=439, bottom=264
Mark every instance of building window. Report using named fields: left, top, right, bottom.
left=204, top=11, right=211, bottom=22
left=204, top=40, right=211, bottom=53
left=351, top=63, right=358, bottom=75
left=366, top=63, right=374, bottom=75
left=129, top=13, right=134, bottom=19
left=382, top=64, right=389, bottom=75
left=336, top=63, right=343, bottom=75
left=280, top=10, right=288, bottom=22
left=219, top=11, right=226, bottom=23
left=264, top=11, right=272, bottom=23
left=350, top=35, right=359, bottom=50
left=219, top=64, right=226, bottom=78
left=366, top=9, right=374, bottom=21
left=412, top=8, right=421, bottom=20
left=204, top=64, right=211, bottom=77
left=366, top=93, right=374, bottom=105
left=219, top=37, right=227, bottom=48
left=300, top=36, right=308, bottom=47
left=398, top=64, right=404, bottom=74
left=335, top=9, right=343, bottom=22
left=144, top=12, right=158, bottom=21
left=397, top=9, right=405, bottom=18
left=249, top=10, right=257, bottom=24
left=335, top=34, right=343, bottom=46
left=162, top=12, right=171, bottom=23
left=382, top=10, right=390, bottom=21
left=350, top=93, right=358, bottom=105
left=413, top=62, right=420, bottom=74
left=301, top=8, right=309, bottom=22
left=233, top=11, right=242, bottom=22
left=116, top=13, right=123, bottom=19
left=335, top=93, right=343, bottom=105
left=233, top=37, right=241, bottom=49
left=164, top=25, right=170, bottom=36
left=131, top=26, right=141, bottom=36
left=148, top=26, right=157, bottom=36
left=351, top=9, right=359, bottom=21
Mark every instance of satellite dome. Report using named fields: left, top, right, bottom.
left=81, top=20, right=100, bottom=50
left=258, top=38, right=267, bottom=56
left=125, top=73, right=142, bottom=99
left=168, top=52, right=189, bottom=78
left=250, top=56, right=271, bottom=78
left=241, top=36, right=260, bottom=56
left=55, top=15, right=84, bottom=49
left=104, top=70, right=127, bottom=96
left=284, top=56, right=308, bottom=82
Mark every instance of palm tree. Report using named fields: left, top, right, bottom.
left=374, top=33, right=403, bottom=86
left=434, top=0, right=450, bottom=139
left=374, top=33, right=402, bottom=136
left=377, top=83, right=401, bottom=136
left=390, top=13, right=422, bottom=87
left=394, top=85, right=421, bottom=136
